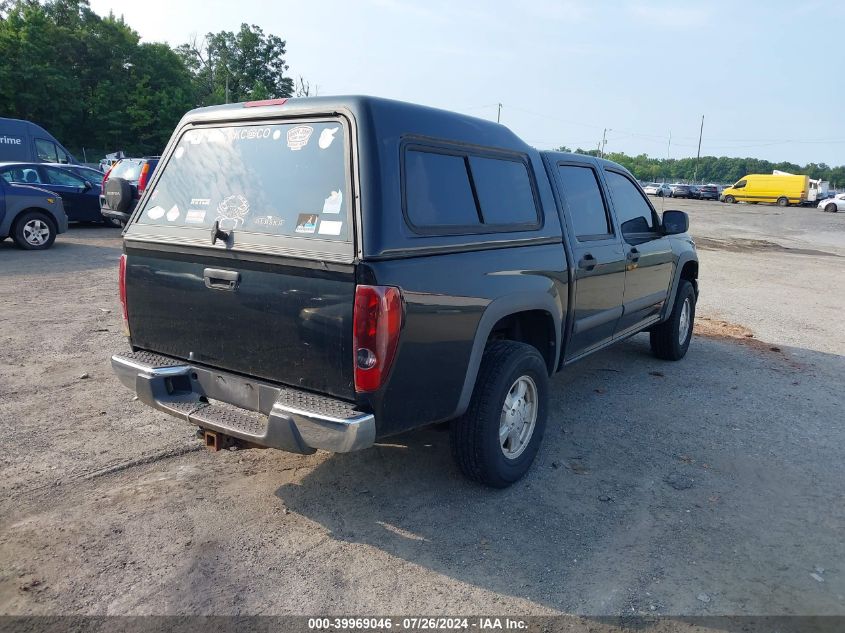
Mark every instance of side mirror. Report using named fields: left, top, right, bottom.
left=83, top=180, right=93, bottom=190
left=662, top=210, right=689, bottom=235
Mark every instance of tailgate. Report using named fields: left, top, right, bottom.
left=125, top=249, right=355, bottom=400
left=121, top=115, right=357, bottom=400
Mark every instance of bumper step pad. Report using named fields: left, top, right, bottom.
left=111, top=350, right=375, bottom=454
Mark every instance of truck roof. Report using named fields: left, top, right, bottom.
left=178, top=95, right=534, bottom=155
left=540, top=150, right=628, bottom=173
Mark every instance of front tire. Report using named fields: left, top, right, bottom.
left=650, top=280, right=696, bottom=361
left=723, top=195, right=735, bottom=204
left=451, top=341, right=549, bottom=488
left=12, top=211, right=56, bottom=250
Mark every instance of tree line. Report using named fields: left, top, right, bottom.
left=560, top=147, right=845, bottom=187
left=0, top=0, right=298, bottom=159
left=1, top=0, right=841, bottom=180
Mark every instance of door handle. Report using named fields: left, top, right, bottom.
left=626, top=248, right=640, bottom=263
left=203, top=268, right=240, bottom=291
left=578, top=254, right=597, bottom=271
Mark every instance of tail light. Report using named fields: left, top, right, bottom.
left=353, top=285, right=403, bottom=393
left=101, top=166, right=113, bottom=191
left=118, top=254, right=129, bottom=336
left=137, top=163, right=151, bottom=195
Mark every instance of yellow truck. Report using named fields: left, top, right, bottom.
left=721, top=173, right=808, bottom=206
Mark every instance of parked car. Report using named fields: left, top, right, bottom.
left=0, top=117, right=79, bottom=164
left=0, top=176, right=67, bottom=249
left=818, top=192, right=844, bottom=213
left=669, top=184, right=693, bottom=198
left=695, top=184, right=719, bottom=200
left=99, top=157, right=159, bottom=226
left=643, top=182, right=671, bottom=197
left=110, top=96, right=699, bottom=488
left=0, top=162, right=107, bottom=224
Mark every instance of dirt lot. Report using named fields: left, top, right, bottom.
left=1, top=199, right=844, bottom=617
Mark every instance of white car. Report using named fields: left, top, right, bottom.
left=643, top=183, right=671, bottom=197
left=818, top=193, right=844, bottom=213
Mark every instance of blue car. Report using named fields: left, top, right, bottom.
left=0, top=161, right=110, bottom=224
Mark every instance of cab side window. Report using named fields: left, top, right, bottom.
left=734, top=179, right=747, bottom=189
left=557, top=164, right=612, bottom=240
left=605, top=171, right=659, bottom=236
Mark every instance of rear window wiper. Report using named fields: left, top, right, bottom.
left=211, top=220, right=231, bottom=245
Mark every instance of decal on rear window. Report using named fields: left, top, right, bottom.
left=136, top=120, right=349, bottom=242
left=216, top=194, right=250, bottom=229
left=286, top=125, right=313, bottom=151
left=319, top=127, right=339, bottom=149
left=322, top=190, right=343, bottom=214
left=295, top=214, right=318, bottom=234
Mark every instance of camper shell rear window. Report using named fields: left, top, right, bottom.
left=135, top=119, right=350, bottom=243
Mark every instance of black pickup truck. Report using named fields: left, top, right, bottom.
left=112, top=96, right=698, bottom=487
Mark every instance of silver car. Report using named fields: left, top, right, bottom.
left=643, top=183, right=671, bottom=197
left=818, top=193, right=844, bottom=213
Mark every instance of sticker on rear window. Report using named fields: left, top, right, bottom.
left=255, top=215, right=285, bottom=227
left=318, top=127, right=339, bottom=149
left=318, top=220, right=342, bottom=236
left=185, top=209, right=206, bottom=224
left=147, top=206, right=165, bottom=220
left=174, top=147, right=185, bottom=159
left=216, top=194, right=250, bottom=228
left=287, top=126, right=313, bottom=151
left=295, top=214, right=318, bottom=234
left=190, top=198, right=210, bottom=206
left=322, top=190, right=343, bottom=214
left=166, top=205, right=180, bottom=222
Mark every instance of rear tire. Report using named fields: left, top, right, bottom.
left=450, top=341, right=548, bottom=488
left=777, top=196, right=789, bottom=207
left=11, top=211, right=56, bottom=250
left=650, top=281, right=695, bottom=361
left=825, top=203, right=837, bottom=213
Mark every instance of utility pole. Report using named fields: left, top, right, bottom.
left=693, top=115, right=704, bottom=183
left=664, top=131, right=671, bottom=183
left=600, top=128, right=611, bottom=158
left=497, top=103, right=502, bottom=123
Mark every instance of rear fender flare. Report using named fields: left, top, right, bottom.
left=454, top=292, right=562, bottom=418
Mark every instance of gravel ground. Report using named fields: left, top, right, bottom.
left=1, top=199, right=843, bottom=617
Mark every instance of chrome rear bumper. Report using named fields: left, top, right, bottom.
left=111, top=350, right=375, bottom=454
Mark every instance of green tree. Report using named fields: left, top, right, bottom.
left=176, top=23, right=294, bottom=106
left=0, top=0, right=195, bottom=157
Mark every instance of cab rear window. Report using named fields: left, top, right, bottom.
left=136, top=121, right=349, bottom=241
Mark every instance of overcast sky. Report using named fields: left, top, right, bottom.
left=89, top=0, right=845, bottom=165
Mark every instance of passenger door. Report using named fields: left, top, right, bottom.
left=603, top=169, right=675, bottom=336
left=555, top=162, right=626, bottom=360
left=41, top=166, right=99, bottom=221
